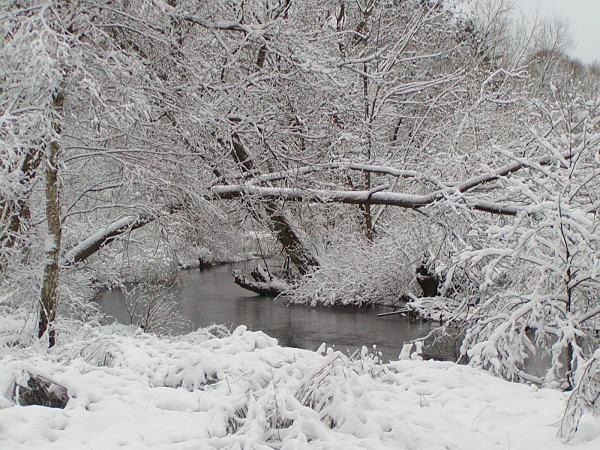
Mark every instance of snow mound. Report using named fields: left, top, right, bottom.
left=0, top=325, right=598, bottom=449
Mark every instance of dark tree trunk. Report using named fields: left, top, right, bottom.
left=416, top=262, right=441, bottom=297
left=264, top=201, right=319, bottom=275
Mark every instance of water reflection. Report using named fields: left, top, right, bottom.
left=96, top=260, right=435, bottom=362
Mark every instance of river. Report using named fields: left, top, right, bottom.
left=96, top=260, right=437, bottom=362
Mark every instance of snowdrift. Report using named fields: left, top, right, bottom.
left=1, top=325, right=599, bottom=449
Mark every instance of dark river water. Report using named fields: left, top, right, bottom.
left=97, top=260, right=436, bottom=362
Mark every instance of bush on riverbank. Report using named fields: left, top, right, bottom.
left=291, top=236, right=416, bottom=307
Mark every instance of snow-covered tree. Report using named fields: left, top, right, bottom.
left=436, top=92, right=600, bottom=387
left=1, top=0, right=207, bottom=345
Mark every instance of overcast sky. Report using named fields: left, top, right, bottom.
left=513, top=0, right=600, bottom=63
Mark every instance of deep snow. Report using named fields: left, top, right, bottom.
left=1, top=325, right=599, bottom=449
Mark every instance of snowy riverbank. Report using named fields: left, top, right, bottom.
left=1, top=325, right=599, bottom=449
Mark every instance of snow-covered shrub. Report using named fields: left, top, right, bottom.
left=295, top=350, right=380, bottom=429
left=0, top=291, right=36, bottom=348
left=291, top=236, right=415, bottom=306
left=230, top=345, right=386, bottom=443
left=0, top=259, right=103, bottom=349
left=120, top=277, right=190, bottom=335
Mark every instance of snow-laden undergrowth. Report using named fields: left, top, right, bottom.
left=292, top=237, right=415, bottom=307
left=1, top=325, right=599, bottom=449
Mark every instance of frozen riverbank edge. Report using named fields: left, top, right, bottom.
left=1, top=325, right=598, bottom=450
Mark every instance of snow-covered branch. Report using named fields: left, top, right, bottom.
left=63, top=215, right=155, bottom=265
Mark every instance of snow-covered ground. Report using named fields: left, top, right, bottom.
left=1, top=325, right=599, bottom=450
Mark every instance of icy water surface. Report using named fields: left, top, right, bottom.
left=97, top=260, right=437, bottom=362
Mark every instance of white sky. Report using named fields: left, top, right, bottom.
left=513, top=0, right=600, bottom=63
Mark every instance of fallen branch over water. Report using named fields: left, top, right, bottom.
left=232, top=265, right=291, bottom=296
left=377, top=309, right=410, bottom=317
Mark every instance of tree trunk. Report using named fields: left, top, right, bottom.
left=38, top=92, right=64, bottom=348
left=265, top=201, right=319, bottom=276
left=362, top=60, right=375, bottom=243
left=363, top=173, right=375, bottom=242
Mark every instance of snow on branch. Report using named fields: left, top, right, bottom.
left=176, top=14, right=275, bottom=35
left=63, top=214, right=155, bottom=265
left=209, top=183, right=521, bottom=215
left=65, top=145, right=595, bottom=264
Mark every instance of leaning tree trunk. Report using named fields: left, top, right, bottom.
left=225, top=38, right=320, bottom=276
left=225, top=127, right=320, bottom=275
left=38, top=91, right=64, bottom=348
left=264, top=201, right=319, bottom=276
